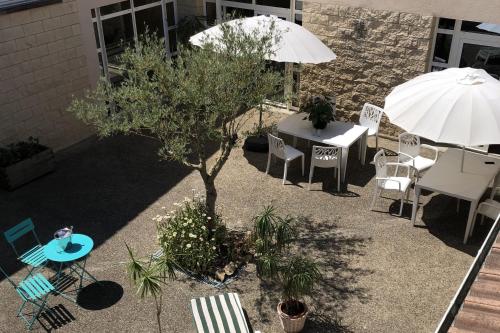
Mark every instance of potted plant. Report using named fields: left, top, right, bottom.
left=0, top=137, right=55, bottom=190
left=302, top=95, right=335, bottom=132
left=276, top=256, right=321, bottom=333
left=251, top=206, right=321, bottom=333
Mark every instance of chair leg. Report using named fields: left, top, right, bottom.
left=308, top=165, right=314, bottom=190
left=283, top=162, right=288, bottom=185
left=301, top=155, right=304, bottom=176
left=399, top=192, right=405, bottom=216
left=265, top=153, right=271, bottom=175
left=375, top=134, right=379, bottom=151
left=336, top=167, right=341, bottom=192
left=370, top=186, right=379, bottom=211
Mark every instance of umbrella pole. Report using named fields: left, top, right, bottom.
left=461, top=146, right=465, bottom=172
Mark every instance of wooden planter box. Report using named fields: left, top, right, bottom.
left=0, top=149, right=55, bottom=190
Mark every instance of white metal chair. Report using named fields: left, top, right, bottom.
left=371, top=149, right=412, bottom=216
left=470, top=199, right=500, bottom=237
left=308, top=145, right=342, bottom=192
left=359, top=103, right=384, bottom=151
left=266, top=134, right=304, bottom=185
left=397, top=133, right=439, bottom=180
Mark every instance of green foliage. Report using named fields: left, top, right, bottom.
left=155, top=195, right=226, bottom=275
left=251, top=206, right=321, bottom=310
left=68, top=24, right=283, bottom=217
left=302, top=96, right=335, bottom=130
left=0, top=137, right=48, bottom=168
left=281, top=256, right=321, bottom=305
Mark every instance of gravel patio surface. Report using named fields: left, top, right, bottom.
left=0, top=110, right=491, bottom=333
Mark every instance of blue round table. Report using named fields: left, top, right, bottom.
left=44, top=233, right=98, bottom=302
left=44, top=234, right=94, bottom=262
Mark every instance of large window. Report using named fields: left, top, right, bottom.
left=203, top=0, right=303, bottom=107
left=92, top=0, right=177, bottom=83
left=430, top=19, right=500, bottom=79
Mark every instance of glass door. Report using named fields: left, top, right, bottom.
left=456, top=38, right=500, bottom=79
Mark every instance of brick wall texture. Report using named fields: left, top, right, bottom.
left=0, top=0, right=91, bottom=151
left=300, top=2, right=435, bottom=137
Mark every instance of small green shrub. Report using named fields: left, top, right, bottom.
left=154, top=195, right=226, bottom=275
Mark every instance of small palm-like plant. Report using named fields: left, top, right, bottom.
left=252, top=206, right=297, bottom=279
left=251, top=206, right=322, bottom=331
left=280, top=256, right=321, bottom=316
left=126, top=244, right=176, bottom=333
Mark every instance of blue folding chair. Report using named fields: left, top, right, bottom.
left=0, top=264, right=55, bottom=330
left=4, top=218, right=48, bottom=275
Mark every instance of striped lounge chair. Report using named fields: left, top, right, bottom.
left=190, top=292, right=261, bottom=333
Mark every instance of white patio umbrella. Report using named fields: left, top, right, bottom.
left=189, top=15, right=337, bottom=64
left=477, top=23, right=500, bottom=34
left=384, top=67, right=500, bottom=171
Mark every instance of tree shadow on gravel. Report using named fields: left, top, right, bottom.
left=250, top=216, right=372, bottom=332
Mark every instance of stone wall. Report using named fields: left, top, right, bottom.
left=300, top=2, right=434, bottom=137
left=0, top=0, right=91, bottom=151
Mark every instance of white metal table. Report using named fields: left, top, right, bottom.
left=277, top=113, right=368, bottom=183
left=411, top=148, right=500, bottom=244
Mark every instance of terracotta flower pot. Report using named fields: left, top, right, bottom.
left=277, top=301, right=308, bottom=333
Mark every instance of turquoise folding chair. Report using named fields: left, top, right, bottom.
left=0, top=264, right=55, bottom=330
left=4, top=218, right=48, bottom=275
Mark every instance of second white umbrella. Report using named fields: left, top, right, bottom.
left=189, top=15, right=336, bottom=64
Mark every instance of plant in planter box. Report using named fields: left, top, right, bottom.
left=301, top=96, right=335, bottom=130
left=252, top=206, right=321, bottom=333
left=0, top=137, right=55, bottom=190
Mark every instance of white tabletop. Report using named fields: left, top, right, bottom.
left=277, top=113, right=368, bottom=148
left=416, top=148, right=500, bottom=201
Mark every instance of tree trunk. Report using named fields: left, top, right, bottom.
left=205, top=177, right=217, bottom=227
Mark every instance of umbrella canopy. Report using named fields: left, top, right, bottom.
left=477, top=23, right=500, bottom=34
left=384, top=67, right=500, bottom=147
left=189, top=15, right=336, bottom=64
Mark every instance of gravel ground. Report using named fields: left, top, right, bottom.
left=0, top=110, right=490, bottom=333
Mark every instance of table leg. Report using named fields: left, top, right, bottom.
left=464, top=200, right=478, bottom=244
left=411, top=186, right=421, bottom=226
left=341, top=147, right=349, bottom=183
left=361, top=132, right=367, bottom=166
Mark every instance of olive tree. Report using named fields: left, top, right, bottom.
left=69, top=23, right=282, bottom=220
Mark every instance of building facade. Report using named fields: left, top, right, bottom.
left=1, top=0, right=500, bottom=150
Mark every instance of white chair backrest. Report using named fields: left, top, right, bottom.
left=493, top=171, right=500, bottom=191
left=312, top=145, right=341, bottom=167
left=373, top=149, right=388, bottom=179
left=359, top=103, right=384, bottom=132
left=399, top=133, right=421, bottom=161
left=268, top=134, right=285, bottom=159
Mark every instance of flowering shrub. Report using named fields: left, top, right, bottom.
left=154, top=195, right=226, bottom=275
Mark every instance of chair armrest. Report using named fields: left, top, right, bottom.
left=480, top=200, right=500, bottom=210
left=386, top=162, right=411, bottom=177
left=397, top=152, right=415, bottom=167
left=420, top=144, right=439, bottom=162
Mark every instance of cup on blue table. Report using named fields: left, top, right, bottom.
left=54, top=226, right=73, bottom=251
